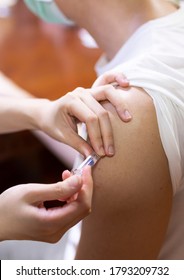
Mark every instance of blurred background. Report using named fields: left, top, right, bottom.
left=0, top=0, right=101, bottom=194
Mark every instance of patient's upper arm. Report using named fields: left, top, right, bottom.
left=75, top=86, right=172, bottom=260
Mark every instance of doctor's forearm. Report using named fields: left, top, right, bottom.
left=0, top=97, right=49, bottom=134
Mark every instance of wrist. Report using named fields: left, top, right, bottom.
left=26, top=98, right=51, bottom=131
left=0, top=97, right=51, bottom=133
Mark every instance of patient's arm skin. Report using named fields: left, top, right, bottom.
left=75, top=86, right=172, bottom=260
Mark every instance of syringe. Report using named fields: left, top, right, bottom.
left=71, top=152, right=100, bottom=175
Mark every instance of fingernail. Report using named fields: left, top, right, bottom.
left=116, top=76, right=129, bottom=86
left=108, top=145, right=115, bottom=156
left=123, top=109, right=132, bottom=120
left=123, top=78, right=129, bottom=84
left=98, top=146, right=106, bottom=157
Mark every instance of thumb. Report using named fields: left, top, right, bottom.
left=115, top=74, right=129, bottom=87
left=91, top=85, right=132, bottom=122
left=92, top=72, right=117, bottom=87
left=92, top=72, right=129, bottom=88
left=29, top=176, right=83, bottom=203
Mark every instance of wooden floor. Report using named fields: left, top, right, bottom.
left=0, top=1, right=101, bottom=193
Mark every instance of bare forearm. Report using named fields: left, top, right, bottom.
left=0, top=72, right=32, bottom=98
left=0, top=72, right=48, bottom=133
left=0, top=97, right=49, bottom=134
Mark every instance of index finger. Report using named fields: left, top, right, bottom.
left=92, top=72, right=119, bottom=87
left=90, top=85, right=132, bottom=122
left=26, top=176, right=83, bottom=203
left=93, top=72, right=129, bottom=88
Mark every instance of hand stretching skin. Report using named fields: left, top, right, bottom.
left=92, top=71, right=132, bottom=122
left=0, top=166, right=92, bottom=243
left=0, top=90, right=113, bottom=157
left=93, top=71, right=129, bottom=88
left=38, top=88, right=116, bottom=157
left=0, top=71, right=130, bottom=157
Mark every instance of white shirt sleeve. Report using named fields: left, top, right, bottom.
left=112, top=52, right=184, bottom=194
left=95, top=7, right=184, bottom=194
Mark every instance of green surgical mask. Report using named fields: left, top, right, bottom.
left=24, top=0, right=74, bottom=25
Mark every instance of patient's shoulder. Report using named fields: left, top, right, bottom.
left=76, top=86, right=172, bottom=259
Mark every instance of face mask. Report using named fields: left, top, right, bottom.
left=24, top=0, right=75, bottom=26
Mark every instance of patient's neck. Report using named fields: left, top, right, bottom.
left=85, top=0, right=178, bottom=60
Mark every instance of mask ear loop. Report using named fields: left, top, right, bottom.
left=24, top=0, right=75, bottom=25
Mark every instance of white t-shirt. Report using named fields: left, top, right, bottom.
left=97, top=6, right=184, bottom=260
left=1, top=1, right=183, bottom=260
left=96, top=7, right=184, bottom=195
left=65, top=5, right=184, bottom=260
